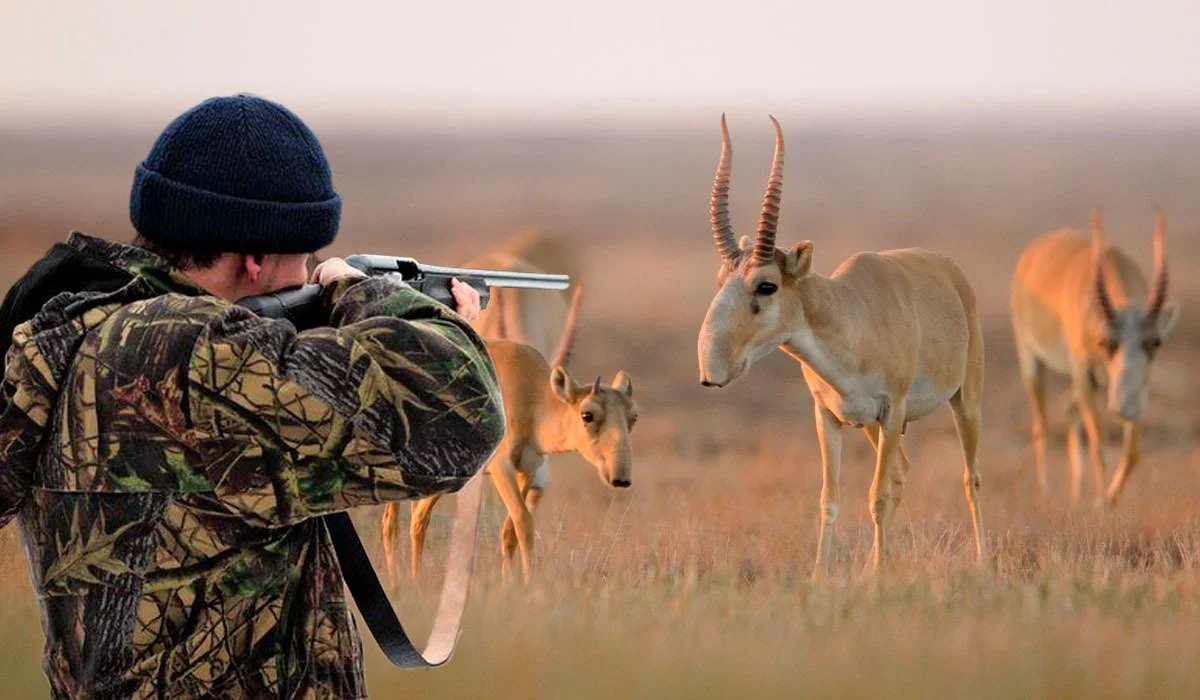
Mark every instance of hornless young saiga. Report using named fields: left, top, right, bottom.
left=1010, top=208, right=1179, bottom=507
left=696, top=115, right=987, bottom=577
left=461, top=243, right=581, bottom=511
left=381, top=287, right=639, bottom=584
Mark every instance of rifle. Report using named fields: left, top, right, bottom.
left=235, top=254, right=569, bottom=669
left=237, top=253, right=569, bottom=330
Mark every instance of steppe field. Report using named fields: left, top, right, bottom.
left=3, top=120, right=1200, bottom=699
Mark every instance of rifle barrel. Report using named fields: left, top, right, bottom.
left=345, top=254, right=570, bottom=291
left=423, top=264, right=569, bottom=290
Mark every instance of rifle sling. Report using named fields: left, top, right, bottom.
left=324, top=474, right=485, bottom=668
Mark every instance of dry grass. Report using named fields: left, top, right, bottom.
left=3, top=123, right=1200, bottom=698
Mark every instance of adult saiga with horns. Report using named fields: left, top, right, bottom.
left=696, top=115, right=987, bottom=576
left=1010, top=208, right=1179, bottom=507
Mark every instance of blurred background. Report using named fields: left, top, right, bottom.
left=4, top=1, right=1200, bottom=698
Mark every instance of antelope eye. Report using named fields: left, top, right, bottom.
left=1101, top=338, right=1119, bottom=357
left=581, top=411, right=595, bottom=424
left=1144, top=338, right=1162, bottom=353
left=629, top=415, right=638, bottom=428
left=755, top=282, right=778, bottom=296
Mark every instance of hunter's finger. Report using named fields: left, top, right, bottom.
left=450, top=279, right=479, bottom=319
left=309, top=260, right=327, bottom=284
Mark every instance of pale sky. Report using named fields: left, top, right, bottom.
left=2, top=0, right=1198, bottom=127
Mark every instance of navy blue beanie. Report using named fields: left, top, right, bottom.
left=130, top=94, right=341, bottom=253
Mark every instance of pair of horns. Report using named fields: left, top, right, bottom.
left=710, top=114, right=785, bottom=266
left=1091, top=207, right=1169, bottom=321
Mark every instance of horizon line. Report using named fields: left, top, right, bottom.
left=4, top=95, right=1200, bottom=133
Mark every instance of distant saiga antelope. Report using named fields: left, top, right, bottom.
left=382, top=286, right=639, bottom=584
left=696, top=115, right=987, bottom=577
left=1010, top=208, right=1179, bottom=507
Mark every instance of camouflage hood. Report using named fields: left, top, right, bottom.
left=0, top=234, right=505, bottom=698
left=0, top=233, right=169, bottom=523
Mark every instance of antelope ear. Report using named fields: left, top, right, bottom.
left=550, top=366, right=576, bottom=403
left=1157, top=300, right=1181, bottom=339
left=786, top=241, right=814, bottom=277
left=738, top=235, right=752, bottom=254
left=612, top=370, right=633, bottom=397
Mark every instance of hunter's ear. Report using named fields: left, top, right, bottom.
left=1157, top=300, right=1181, bottom=339
left=244, top=254, right=265, bottom=283
left=786, top=241, right=814, bottom=277
left=550, top=366, right=576, bottom=403
left=612, top=370, right=633, bottom=397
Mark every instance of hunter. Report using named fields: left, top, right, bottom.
left=0, top=94, right=506, bottom=698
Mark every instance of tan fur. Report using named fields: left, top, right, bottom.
left=381, top=340, right=637, bottom=585
left=1010, top=214, right=1179, bottom=507
left=493, top=227, right=586, bottom=300
left=697, top=116, right=986, bottom=577
left=461, top=239, right=583, bottom=508
left=463, top=251, right=569, bottom=358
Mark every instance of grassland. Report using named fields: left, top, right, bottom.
left=2, top=121, right=1200, bottom=698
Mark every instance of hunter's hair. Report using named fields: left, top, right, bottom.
left=132, top=235, right=323, bottom=275
left=131, top=235, right=222, bottom=271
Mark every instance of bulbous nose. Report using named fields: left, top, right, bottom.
left=1109, top=388, right=1147, bottom=422
left=612, top=479, right=631, bottom=488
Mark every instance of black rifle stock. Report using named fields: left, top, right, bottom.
left=236, top=253, right=569, bottom=329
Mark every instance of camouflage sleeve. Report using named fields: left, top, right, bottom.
left=188, top=276, right=506, bottom=527
left=0, top=333, right=53, bottom=529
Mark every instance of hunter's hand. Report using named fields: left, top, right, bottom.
left=310, top=258, right=368, bottom=286
left=450, top=278, right=481, bottom=322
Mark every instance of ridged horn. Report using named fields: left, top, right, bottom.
left=752, top=116, right=785, bottom=265
left=1091, top=207, right=1118, bottom=322
left=550, top=284, right=584, bottom=369
left=1144, top=206, right=1168, bottom=319
left=710, top=114, right=740, bottom=263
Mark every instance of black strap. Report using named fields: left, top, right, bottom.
left=324, top=475, right=485, bottom=668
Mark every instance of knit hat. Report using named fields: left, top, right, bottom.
left=130, top=94, right=341, bottom=253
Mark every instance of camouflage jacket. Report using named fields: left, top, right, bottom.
left=0, top=234, right=506, bottom=699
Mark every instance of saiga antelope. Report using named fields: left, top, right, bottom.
left=382, top=287, right=639, bottom=584
left=696, top=115, right=987, bottom=577
left=1010, top=208, right=1179, bottom=507
left=461, top=246, right=580, bottom=509
left=493, top=228, right=587, bottom=304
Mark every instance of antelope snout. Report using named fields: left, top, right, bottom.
left=1109, top=385, right=1148, bottom=422
left=612, top=478, right=631, bottom=488
left=1112, top=400, right=1145, bottom=422
left=698, top=360, right=745, bottom=389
